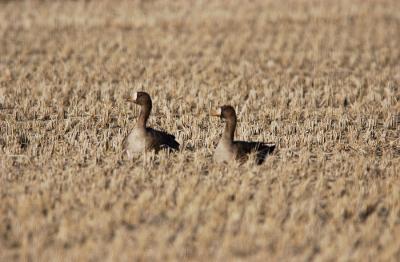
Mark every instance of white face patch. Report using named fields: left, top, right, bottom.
left=132, top=92, right=138, bottom=101
left=216, top=107, right=222, bottom=116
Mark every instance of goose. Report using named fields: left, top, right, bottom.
left=123, top=91, right=179, bottom=159
left=211, top=105, right=275, bottom=165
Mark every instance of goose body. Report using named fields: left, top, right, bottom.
left=214, top=138, right=235, bottom=163
left=123, top=92, right=179, bottom=159
left=125, top=127, right=146, bottom=154
left=211, top=105, right=275, bottom=165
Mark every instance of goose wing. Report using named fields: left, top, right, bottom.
left=233, top=141, right=275, bottom=165
left=146, top=127, right=180, bottom=152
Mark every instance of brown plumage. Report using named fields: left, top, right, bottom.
left=123, top=91, right=179, bottom=159
left=211, top=105, right=275, bottom=165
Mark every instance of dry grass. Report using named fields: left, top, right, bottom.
left=0, top=0, right=399, bottom=261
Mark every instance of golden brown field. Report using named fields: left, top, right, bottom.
left=0, top=0, right=399, bottom=261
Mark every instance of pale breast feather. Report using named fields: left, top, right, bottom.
left=126, top=128, right=147, bottom=154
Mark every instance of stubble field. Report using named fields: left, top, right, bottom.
left=0, top=0, right=399, bottom=261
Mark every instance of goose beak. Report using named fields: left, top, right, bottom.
left=210, top=108, right=222, bottom=117
left=126, top=92, right=138, bottom=103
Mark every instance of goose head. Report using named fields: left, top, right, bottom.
left=210, top=105, right=236, bottom=120
left=129, top=91, right=152, bottom=106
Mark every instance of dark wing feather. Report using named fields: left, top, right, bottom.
left=233, top=141, right=275, bottom=165
left=146, top=127, right=180, bottom=152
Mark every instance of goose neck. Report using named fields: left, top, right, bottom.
left=137, top=102, right=152, bottom=128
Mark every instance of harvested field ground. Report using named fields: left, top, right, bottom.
left=0, top=0, right=399, bottom=261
